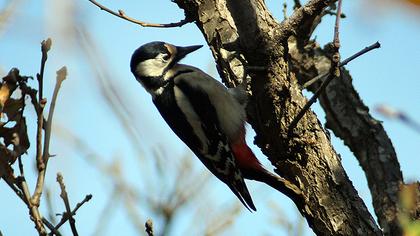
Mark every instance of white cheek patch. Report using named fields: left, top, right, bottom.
left=135, top=59, right=167, bottom=77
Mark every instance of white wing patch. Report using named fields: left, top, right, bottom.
left=173, top=86, right=208, bottom=152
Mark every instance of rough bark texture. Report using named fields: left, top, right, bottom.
left=174, top=0, right=388, bottom=235
left=289, top=40, right=403, bottom=235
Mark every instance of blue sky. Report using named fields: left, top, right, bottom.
left=0, top=0, right=419, bottom=235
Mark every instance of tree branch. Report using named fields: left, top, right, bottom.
left=50, top=193, right=92, bottom=234
left=277, top=0, right=337, bottom=41
left=145, top=219, right=154, bottom=236
left=288, top=25, right=402, bottom=236
left=16, top=176, right=47, bottom=235
left=302, top=42, right=381, bottom=88
left=56, top=173, right=78, bottom=236
left=174, top=0, right=381, bottom=234
left=36, top=38, right=51, bottom=102
left=32, top=66, right=67, bottom=208
left=288, top=0, right=342, bottom=132
left=87, top=0, right=191, bottom=28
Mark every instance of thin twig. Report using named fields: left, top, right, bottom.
left=32, top=66, right=67, bottom=205
left=43, top=66, right=67, bottom=163
left=9, top=45, right=50, bottom=235
left=333, top=0, right=342, bottom=48
left=4, top=177, right=25, bottom=202
left=17, top=79, right=42, bottom=114
left=16, top=176, right=47, bottom=235
left=52, top=194, right=93, bottom=233
left=7, top=176, right=54, bottom=235
left=303, top=42, right=381, bottom=88
left=34, top=40, right=50, bottom=174
left=34, top=97, right=46, bottom=184
left=340, top=41, right=381, bottom=66
left=278, top=0, right=335, bottom=41
left=37, top=39, right=51, bottom=102
left=42, top=218, right=62, bottom=236
left=289, top=0, right=343, bottom=133
left=282, top=2, right=288, bottom=20
left=293, top=0, right=302, bottom=9
left=56, top=173, right=78, bottom=236
left=145, top=219, right=154, bottom=236
left=87, top=0, right=191, bottom=28
left=31, top=39, right=51, bottom=209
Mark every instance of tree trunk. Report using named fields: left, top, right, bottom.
left=174, top=0, right=403, bottom=235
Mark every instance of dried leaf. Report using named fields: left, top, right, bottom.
left=0, top=116, right=29, bottom=163
left=3, top=97, right=24, bottom=121
left=0, top=145, right=15, bottom=181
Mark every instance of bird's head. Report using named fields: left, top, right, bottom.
left=130, top=41, right=202, bottom=79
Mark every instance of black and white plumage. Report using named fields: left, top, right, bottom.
left=130, top=41, right=292, bottom=211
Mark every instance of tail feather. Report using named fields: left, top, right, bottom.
left=252, top=169, right=302, bottom=197
left=231, top=139, right=302, bottom=200
left=227, top=183, right=256, bottom=212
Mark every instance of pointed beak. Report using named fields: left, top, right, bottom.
left=174, top=45, right=203, bottom=62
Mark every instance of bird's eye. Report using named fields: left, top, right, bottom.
left=161, top=53, right=171, bottom=61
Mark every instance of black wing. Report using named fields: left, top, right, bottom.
left=152, top=71, right=256, bottom=211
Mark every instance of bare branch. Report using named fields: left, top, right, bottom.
left=34, top=97, right=46, bottom=195
left=303, top=42, right=381, bottom=88
left=56, top=173, right=78, bottom=236
left=32, top=66, right=67, bottom=207
left=16, top=176, right=47, bottom=235
left=293, top=0, right=302, bottom=9
left=87, top=0, right=191, bottom=28
left=43, top=66, right=67, bottom=163
left=289, top=33, right=401, bottom=236
left=277, top=0, right=337, bottom=41
left=51, top=194, right=92, bottom=233
left=3, top=177, right=24, bottom=202
left=333, top=0, right=342, bottom=48
left=288, top=1, right=344, bottom=133
left=282, top=2, right=288, bottom=20
left=50, top=173, right=92, bottom=232
left=145, top=219, right=154, bottom=236
left=175, top=0, right=382, bottom=234
left=42, top=218, right=62, bottom=236
left=34, top=40, right=51, bottom=178
left=36, top=38, right=52, bottom=102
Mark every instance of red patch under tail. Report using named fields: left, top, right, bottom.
left=230, top=128, right=264, bottom=172
left=230, top=128, right=299, bottom=198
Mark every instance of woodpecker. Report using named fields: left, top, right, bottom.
left=130, top=41, right=296, bottom=211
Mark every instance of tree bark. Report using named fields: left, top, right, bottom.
left=289, top=40, right=403, bottom=235
left=174, top=0, right=386, bottom=235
